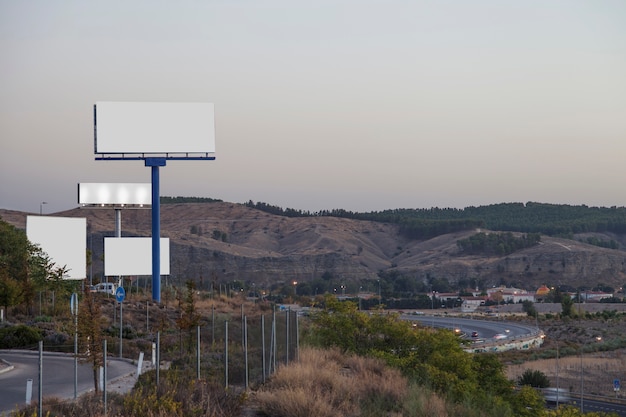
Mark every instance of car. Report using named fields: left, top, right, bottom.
left=471, top=331, right=479, bottom=338
left=90, top=282, right=117, bottom=295
left=493, top=333, right=507, bottom=340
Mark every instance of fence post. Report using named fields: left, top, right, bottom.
left=224, top=321, right=229, bottom=389
left=196, top=326, right=201, bottom=380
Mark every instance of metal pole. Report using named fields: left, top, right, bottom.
left=147, top=158, right=165, bottom=303
left=119, top=301, right=123, bottom=358
left=156, top=332, right=160, bottom=388
left=74, top=314, right=78, bottom=399
left=196, top=326, right=200, bottom=380
left=296, top=313, right=299, bottom=361
left=581, top=348, right=584, bottom=413
left=285, top=309, right=289, bottom=365
left=272, top=308, right=277, bottom=373
left=261, top=315, right=266, bottom=383
left=103, top=339, right=107, bottom=416
left=224, top=321, right=229, bottom=389
left=244, top=316, right=249, bottom=390
left=38, top=341, right=42, bottom=417
left=556, top=341, right=560, bottom=407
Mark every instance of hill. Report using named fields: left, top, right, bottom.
left=3, top=202, right=626, bottom=293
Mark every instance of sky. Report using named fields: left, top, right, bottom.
left=1, top=1, right=626, bottom=215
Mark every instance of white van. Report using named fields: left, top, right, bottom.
left=90, top=282, right=117, bottom=295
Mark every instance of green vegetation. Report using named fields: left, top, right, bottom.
left=304, top=295, right=540, bottom=415
left=0, top=217, right=79, bottom=318
left=245, top=200, right=626, bottom=240
left=457, top=232, right=541, bottom=256
left=161, top=196, right=223, bottom=204
left=518, top=369, right=550, bottom=388
left=0, top=324, right=42, bottom=348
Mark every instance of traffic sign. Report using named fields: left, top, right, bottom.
left=115, top=286, right=126, bottom=303
left=70, top=293, right=78, bottom=315
left=614, top=379, right=620, bottom=392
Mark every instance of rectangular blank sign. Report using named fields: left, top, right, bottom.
left=78, top=183, right=151, bottom=206
left=94, top=101, right=215, bottom=154
left=104, top=237, right=170, bottom=276
left=26, top=216, right=86, bottom=280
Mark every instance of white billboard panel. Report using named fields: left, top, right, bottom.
left=26, top=216, right=87, bottom=280
left=94, top=102, right=215, bottom=154
left=104, top=237, right=170, bottom=276
left=78, top=183, right=151, bottom=206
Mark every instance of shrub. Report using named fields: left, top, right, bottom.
left=517, top=369, right=550, bottom=388
left=0, top=324, right=42, bottom=349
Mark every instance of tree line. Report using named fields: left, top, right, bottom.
left=457, top=232, right=542, bottom=256
left=244, top=200, right=626, bottom=240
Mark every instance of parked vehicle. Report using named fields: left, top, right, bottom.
left=90, top=282, right=117, bottom=295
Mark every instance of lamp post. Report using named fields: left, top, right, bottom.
left=292, top=280, right=297, bottom=296
left=581, top=336, right=602, bottom=413
left=39, top=201, right=47, bottom=215
left=377, top=279, right=381, bottom=307
left=556, top=340, right=560, bottom=407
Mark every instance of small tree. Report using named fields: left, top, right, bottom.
left=176, top=280, right=201, bottom=353
left=561, top=294, right=575, bottom=317
left=78, top=287, right=105, bottom=392
left=518, top=369, right=550, bottom=388
left=522, top=300, right=538, bottom=318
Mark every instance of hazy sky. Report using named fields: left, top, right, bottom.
left=1, top=1, right=625, bottom=214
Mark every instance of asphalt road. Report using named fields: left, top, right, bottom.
left=404, top=314, right=540, bottom=341
left=0, top=350, right=136, bottom=415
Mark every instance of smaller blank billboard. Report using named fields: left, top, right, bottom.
left=26, top=216, right=86, bottom=280
left=94, top=102, right=215, bottom=154
left=104, top=237, right=170, bottom=276
left=78, top=183, right=151, bottom=206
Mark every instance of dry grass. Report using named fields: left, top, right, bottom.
left=255, top=347, right=408, bottom=417
left=507, top=349, right=626, bottom=398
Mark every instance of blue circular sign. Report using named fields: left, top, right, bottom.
left=115, top=286, right=126, bottom=303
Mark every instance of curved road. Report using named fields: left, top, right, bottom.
left=0, top=350, right=136, bottom=415
left=403, top=315, right=540, bottom=341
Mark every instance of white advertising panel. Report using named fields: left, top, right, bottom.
left=26, top=216, right=87, bottom=280
left=94, top=102, right=215, bottom=154
left=78, top=183, right=151, bottom=206
left=104, top=237, right=170, bottom=276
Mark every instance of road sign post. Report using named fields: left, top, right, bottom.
left=116, top=287, right=125, bottom=358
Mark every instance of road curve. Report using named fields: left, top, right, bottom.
left=0, top=350, right=136, bottom=415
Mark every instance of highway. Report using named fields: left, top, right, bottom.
left=0, top=350, right=136, bottom=415
left=403, top=314, right=540, bottom=341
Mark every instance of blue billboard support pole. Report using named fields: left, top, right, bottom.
left=146, top=158, right=166, bottom=303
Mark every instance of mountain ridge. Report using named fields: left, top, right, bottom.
left=2, top=202, right=626, bottom=292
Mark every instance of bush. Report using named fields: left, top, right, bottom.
left=0, top=324, right=42, bottom=349
left=517, top=369, right=550, bottom=388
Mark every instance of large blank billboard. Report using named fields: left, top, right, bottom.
left=26, top=216, right=86, bottom=280
left=94, top=102, right=215, bottom=154
left=104, top=237, right=170, bottom=276
left=78, top=183, right=151, bottom=206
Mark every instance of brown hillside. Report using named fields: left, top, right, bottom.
left=2, top=203, right=626, bottom=291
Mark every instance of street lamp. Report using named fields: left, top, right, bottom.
left=292, top=280, right=297, bottom=296
left=378, top=279, right=381, bottom=307
left=39, top=201, right=47, bottom=215
left=581, top=336, right=602, bottom=413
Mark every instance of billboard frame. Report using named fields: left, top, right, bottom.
left=93, top=101, right=216, bottom=303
